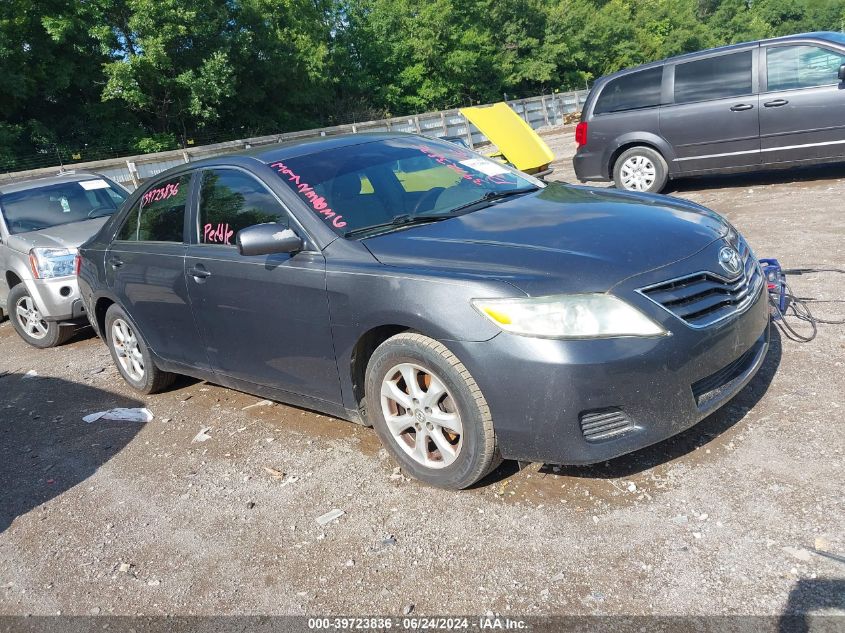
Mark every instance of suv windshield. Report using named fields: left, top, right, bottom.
left=0, top=178, right=127, bottom=235
left=268, top=136, right=540, bottom=237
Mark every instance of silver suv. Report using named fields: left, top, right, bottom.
left=0, top=173, right=127, bottom=347
left=573, top=32, right=845, bottom=192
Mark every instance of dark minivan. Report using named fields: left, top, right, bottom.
left=573, top=32, right=845, bottom=192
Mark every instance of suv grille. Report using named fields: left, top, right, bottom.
left=639, top=237, right=763, bottom=328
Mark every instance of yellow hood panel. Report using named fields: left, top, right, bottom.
left=460, top=102, right=555, bottom=171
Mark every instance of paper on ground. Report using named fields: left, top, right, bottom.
left=83, top=408, right=153, bottom=423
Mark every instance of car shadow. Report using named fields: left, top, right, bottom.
left=779, top=577, right=845, bottom=633
left=478, top=326, right=783, bottom=487
left=0, top=372, right=145, bottom=534
left=667, top=161, right=845, bottom=194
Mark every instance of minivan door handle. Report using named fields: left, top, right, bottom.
left=109, top=256, right=124, bottom=269
left=730, top=103, right=754, bottom=112
left=764, top=99, right=789, bottom=108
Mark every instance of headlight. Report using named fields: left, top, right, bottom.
left=29, top=247, right=78, bottom=279
left=472, top=294, right=667, bottom=338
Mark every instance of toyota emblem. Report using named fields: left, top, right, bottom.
left=718, top=246, right=742, bottom=277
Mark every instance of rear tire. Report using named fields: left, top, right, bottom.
left=8, top=284, right=73, bottom=348
left=105, top=304, right=175, bottom=394
left=613, top=146, right=668, bottom=193
left=365, top=332, right=501, bottom=489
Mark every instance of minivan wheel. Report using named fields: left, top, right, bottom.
left=613, top=146, right=668, bottom=193
left=8, top=284, right=73, bottom=348
left=105, top=304, right=175, bottom=394
left=365, top=333, right=501, bottom=489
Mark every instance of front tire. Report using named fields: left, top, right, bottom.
left=105, top=304, right=175, bottom=394
left=365, top=333, right=500, bottom=489
left=613, top=146, right=668, bottom=193
left=8, top=284, right=73, bottom=348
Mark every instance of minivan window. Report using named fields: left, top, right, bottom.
left=116, top=174, right=191, bottom=242
left=674, top=51, right=753, bottom=104
left=0, top=179, right=126, bottom=235
left=594, top=67, right=663, bottom=115
left=767, top=45, right=845, bottom=91
left=198, top=169, right=289, bottom=246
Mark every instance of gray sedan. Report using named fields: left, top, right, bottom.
left=78, top=133, right=769, bottom=488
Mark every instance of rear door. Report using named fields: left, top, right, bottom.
left=184, top=167, right=340, bottom=404
left=106, top=172, right=208, bottom=368
left=660, top=47, right=761, bottom=173
left=759, top=43, right=845, bottom=163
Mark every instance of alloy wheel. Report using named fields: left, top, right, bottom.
left=15, top=295, right=48, bottom=340
left=380, top=362, right=463, bottom=469
left=112, top=318, right=145, bottom=382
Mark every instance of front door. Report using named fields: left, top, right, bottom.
left=660, top=48, right=761, bottom=173
left=760, top=43, right=845, bottom=164
left=106, top=172, right=208, bottom=368
left=184, top=167, right=341, bottom=404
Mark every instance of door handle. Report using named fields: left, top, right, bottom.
left=109, top=256, right=124, bottom=269
left=188, top=265, right=211, bottom=281
left=764, top=99, right=789, bottom=107
left=730, top=103, right=754, bottom=112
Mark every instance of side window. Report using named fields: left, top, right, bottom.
left=138, top=174, right=191, bottom=242
left=767, top=45, right=845, bottom=91
left=674, top=51, right=753, bottom=104
left=116, top=201, right=141, bottom=241
left=594, top=67, right=664, bottom=115
left=198, top=169, right=289, bottom=246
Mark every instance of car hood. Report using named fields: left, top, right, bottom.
left=362, top=183, right=729, bottom=295
left=4, top=217, right=111, bottom=253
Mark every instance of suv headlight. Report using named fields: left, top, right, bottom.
left=472, top=294, right=667, bottom=338
left=29, top=247, right=78, bottom=279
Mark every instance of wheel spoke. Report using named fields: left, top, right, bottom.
left=399, top=365, right=423, bottom=400
left=384, top=413, right=414, bottom=436
left=428, top=428, right=458, bottom=461
left=430, top=409, right=462, bottom=434
left=33, top=321, right=48, bottom=336
left=422, top=375, right=447, bottom=408
left=16, top=304, right=28, bottom=319
left=411, top=428, right=428, bottom=464
left=381, top=379, right=413, bottom=410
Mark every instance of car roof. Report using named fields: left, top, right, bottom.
left=0, top=171, right=108, bottom=196
left=252, top=132, right=408, bottom=163
left=595, top=31, right=845, bottom=85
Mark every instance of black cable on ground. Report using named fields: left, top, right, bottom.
left=769, top=268, right=845, bottom=341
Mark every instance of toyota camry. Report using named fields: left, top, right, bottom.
left=77, top=133, right=769, bottom=489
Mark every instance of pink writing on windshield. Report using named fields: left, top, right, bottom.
left=203, top=222, right=234, bottom=245
left=142, top=181, right=180, bottom=206
left=416, top=145, right=509, bottom=186
left=269, top=161, right=347, bottom=229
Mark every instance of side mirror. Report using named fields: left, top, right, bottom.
left=839, top=63, right=845, bottom=82
left=236, top=224, right=303, bottom=257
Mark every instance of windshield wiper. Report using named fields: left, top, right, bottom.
left=445, top=186, right=540, bottom=216
left=345, top=214, right=452, bottom=238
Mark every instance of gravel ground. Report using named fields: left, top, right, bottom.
left=0, top=129, right=843, bottom=619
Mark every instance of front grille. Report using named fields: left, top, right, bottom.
left=579, top=408, right=634, bottom=443
left=639, top=237, right=763, bottom=328
left=691, top=341, right=761, bottom=408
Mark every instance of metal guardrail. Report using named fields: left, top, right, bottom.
left=0, top=91, right=587, bottom=190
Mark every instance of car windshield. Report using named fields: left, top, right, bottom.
left=267, top=136, right=541, bottom=237
left=0, top=178, right=127, bottom=235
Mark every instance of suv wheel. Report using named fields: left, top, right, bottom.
left=613, top=146, right=668, bottom=193
left=365, top=333, right=501, bottom=489
left=105, top=304, right=175, bottom=394
left=8, top=284, right=73, bottom=348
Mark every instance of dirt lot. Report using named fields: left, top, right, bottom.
left=1, top=129, right=843, bottom=619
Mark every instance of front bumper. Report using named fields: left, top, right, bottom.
left=449, top=281, right=770, bottom=464
left=24, top=277, right=86, bottom=322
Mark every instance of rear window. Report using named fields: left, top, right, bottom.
left=0, top=179, right=126, bottom=235
left=594, top=67, right=664, bottom=115
left=674, top=51, right=753, bottom=104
